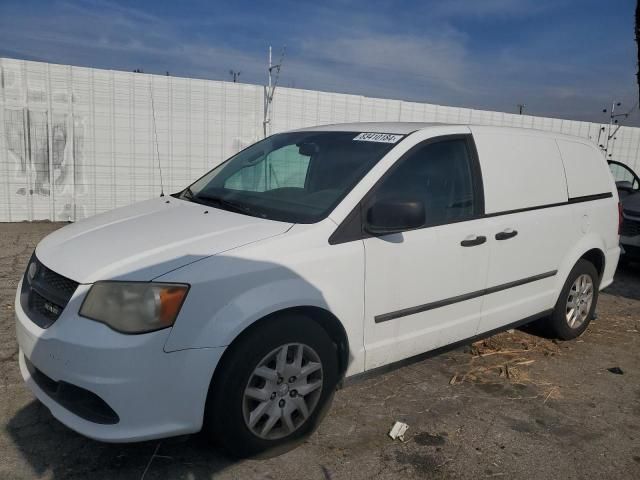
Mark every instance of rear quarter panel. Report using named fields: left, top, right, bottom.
left=555, top=139, right=619, bottom=291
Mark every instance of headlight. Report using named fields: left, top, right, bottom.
left=79, top=282, right=189, bottom=333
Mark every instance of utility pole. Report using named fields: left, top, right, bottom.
left=263, top=45, right=286, bottom=137
left=229, top=70, right=241, bottom=83
left=268, top=46, right=272, bottom=94
left=599, top=101, right=630, bottom=159
left=517, top=104, right=526, bottom=115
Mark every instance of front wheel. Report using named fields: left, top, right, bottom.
left=204, top=313, right=339, bottom=458
left=546, top=259, right=599, bottom=340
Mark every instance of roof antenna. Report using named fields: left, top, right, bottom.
left=149, top=81, right=165, bottom=197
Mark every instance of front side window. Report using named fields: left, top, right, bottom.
left=368, top=139, right=478, bottom=227
left=185, top=132, right=400, bottom=223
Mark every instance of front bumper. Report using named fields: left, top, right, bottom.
left=15, top=279, right=225, bottom=442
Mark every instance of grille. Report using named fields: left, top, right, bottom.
left=39, top=267, right=78, bottom=299
left=621, top=217, right=640, bottom=237
left=20, top=254, right=79, bottom=328
left=29, top=290, right=62, bottom=323
left=24, top=356, right=119, bottom=424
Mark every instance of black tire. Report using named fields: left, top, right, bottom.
left=546, top=259, right=599, bottom=340
left=203, top=312, right=339, bottom=458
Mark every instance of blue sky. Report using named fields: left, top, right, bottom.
left=1, top=0, right=638, bottom=124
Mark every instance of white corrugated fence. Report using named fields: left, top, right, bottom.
left=1, top=57, right=638, bottom=222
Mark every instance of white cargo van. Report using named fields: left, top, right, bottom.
left=15, top=123, right=619, bottom=457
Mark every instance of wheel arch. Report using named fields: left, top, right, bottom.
left=580, top=248, right=605, bottom=282
left=202, top=305, right=349, bottom=452
left=554, top=235, right=606, bottom=307
left=546, top=250, right=601, bottom=340
left=209, top=306, right=351, bottom=389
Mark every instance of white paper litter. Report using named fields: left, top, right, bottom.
left=388, top=421, right=409, bottom=441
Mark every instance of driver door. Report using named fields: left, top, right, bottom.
left=363, top=135, right=491, bottom=370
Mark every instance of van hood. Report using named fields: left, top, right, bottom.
left=35, top=198, right=292, bottom=283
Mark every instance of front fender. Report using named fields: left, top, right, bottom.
left=156, top=228, right=366, bottom=375
left=171, top=278, right=331, bottom=352
left=159, top=249, right=353, bottom=352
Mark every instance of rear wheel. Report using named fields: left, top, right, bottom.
left=546, top=259, right=599, bottom=340
left=204, top=313, right=339, bottom=458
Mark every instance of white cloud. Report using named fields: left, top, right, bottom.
left=300, top=31, right=469, bottom=92
left=0, top=0, right=636, bottom=124
left=429, top=0, right=562, bottom=18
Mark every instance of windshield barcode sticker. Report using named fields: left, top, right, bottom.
left=353, top=132, right=403, bottom=143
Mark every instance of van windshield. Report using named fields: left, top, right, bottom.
left=182, top=131, right=401, bottom=223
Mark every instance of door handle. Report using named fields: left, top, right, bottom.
left=460, top=235, right=487, bottom=247
left=495, top=229, right=518, bottom=240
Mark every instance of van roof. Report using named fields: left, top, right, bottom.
left=291, top=122, right=443, bottom=135
left=290, top=122, right=596, bottom=145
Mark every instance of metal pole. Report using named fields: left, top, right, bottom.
left=264, top=46, right=273, bottom=138
left=606, top=102, right=615, bottom=153
left=268, top=46, right=272, bottom=93
left=263, top=46, right=285, bottom=138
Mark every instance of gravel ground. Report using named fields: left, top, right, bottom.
left=1, top=222, right=639, bottom=480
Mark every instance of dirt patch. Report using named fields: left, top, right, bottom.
left=413, top=432, right=447, bottom=447
left=393, top=450, right=443, bottom=475
left=448, top=329, right=562, bottom=403
left=1, top=222, right=640, bottom=480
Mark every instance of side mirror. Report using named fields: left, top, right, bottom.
left=364, top=199, right=425, bottom=236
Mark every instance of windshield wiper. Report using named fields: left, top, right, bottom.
left=195, top=193, right=262, bottom=217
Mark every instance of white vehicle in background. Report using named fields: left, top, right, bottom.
left=15, top=122, right=619, bottom=457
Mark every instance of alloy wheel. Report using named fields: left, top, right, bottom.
left=242, top=343, right=323, bottom=440
left=565, top=273, right=594, bottom=329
